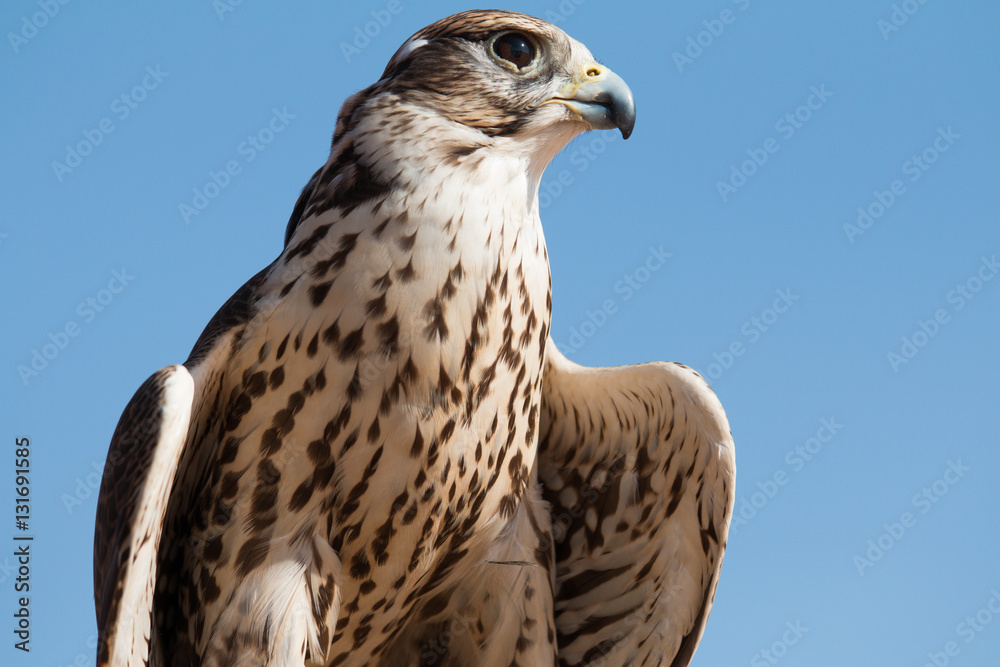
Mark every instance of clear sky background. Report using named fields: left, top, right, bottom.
left=2, top=1, right=998, bottom=665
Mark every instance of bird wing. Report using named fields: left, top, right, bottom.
left=538, top=340, right=735, bottom=667
left=93, top=272, right=264, bottom=667
left=93, top=364, right=195, bottom=667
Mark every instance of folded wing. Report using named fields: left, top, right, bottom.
left=539, top=341, right=735, bottom=666
left=93, top=365, right=195, bottom=667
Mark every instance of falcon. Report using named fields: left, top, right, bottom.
left=94, top=10, right=735, bottom=667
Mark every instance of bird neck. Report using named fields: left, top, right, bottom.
left=276, top=97, right=556, bottom=317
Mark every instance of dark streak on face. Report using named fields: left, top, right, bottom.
left=371, top=10, right=571, bottom=138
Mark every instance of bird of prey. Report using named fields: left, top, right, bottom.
left=94, top=10, right=735, bottom=667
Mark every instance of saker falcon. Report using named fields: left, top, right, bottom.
left=94, top=9, right=735, bottom=667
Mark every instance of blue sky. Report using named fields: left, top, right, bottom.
left=2, top=1, right=998, bottom=665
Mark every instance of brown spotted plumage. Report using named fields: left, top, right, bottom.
left=94, top=10, right=733, bottom=667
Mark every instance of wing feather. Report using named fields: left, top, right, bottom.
left=539, top=341, right=735, bottom=666
left=93, top=365, right=194, bottom=667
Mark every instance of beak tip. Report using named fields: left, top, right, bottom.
left=616, top=85, right=636, bottom=139
left=618, top=115, right=635, bottom=140
left=591, top=72, right=635, bottom=139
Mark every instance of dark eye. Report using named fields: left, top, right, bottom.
left=492, top=32, right=536, bottom=69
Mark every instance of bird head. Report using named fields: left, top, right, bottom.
left=285, top=10, right=635, bottom=246
left=334, top=10, right=634, bottom=160
left=382, top=10, right=634, bottom=137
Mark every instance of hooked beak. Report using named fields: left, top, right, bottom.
left=547, top=63, right=636, bottom=139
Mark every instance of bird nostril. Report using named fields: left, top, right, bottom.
left=586, top=67, right=600, bottom=78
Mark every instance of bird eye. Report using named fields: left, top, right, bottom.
left=492, top=32, right=536, bottom=70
